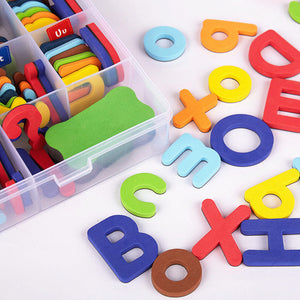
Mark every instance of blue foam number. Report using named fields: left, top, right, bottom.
left=210, top=114, right=274, bottom=167
left=144, top=26, right=186, bottom=61
left=241, top=218, right=300, bottom=266
left=87, top=215, right=158, bottom=283
left=162, top=133, right=221, bottom=188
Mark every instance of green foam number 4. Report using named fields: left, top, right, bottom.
left=289, top=1, right=300, bottom=23
left=120, top=173, right=167, bottom=218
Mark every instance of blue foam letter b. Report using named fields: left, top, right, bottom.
left=87, top=215, right=158, bottom=282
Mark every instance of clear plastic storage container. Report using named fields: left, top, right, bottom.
left=0, top=0, right=171, bottom=231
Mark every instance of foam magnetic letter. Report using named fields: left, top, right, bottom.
left=263, top=78, right=300, bottom=133
left=208, top=66, right=252, bottom=103
left=244, top=168, right=299, bottom=219
left=210, top=114, right=274, bottom=167
left=241, top=218, right=300, bottom=266
left=201, top=19, right=257, bottom=53
left=87, top=215, right=158, bottom=283
left=192, top=199, right=251, bottom=266
left=249, top=30, right=300, bottom=78
left=162, top=133, right=221, bottom=188
left=120, top=173, right=167, bottom=218
left=173, top=90, right=218, bottom=132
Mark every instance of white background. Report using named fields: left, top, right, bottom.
left=1, top=0, right=300, bottom=299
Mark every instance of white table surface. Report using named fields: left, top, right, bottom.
left=1, top=0, right=300, bottom=299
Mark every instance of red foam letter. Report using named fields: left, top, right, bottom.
left=249, top=30, right=300, bottom=78
left=192, top=199, right=251, bottom=266
left=263, top=78, right=300, bottom=132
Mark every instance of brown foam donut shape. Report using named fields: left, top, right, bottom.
left=151, top=249, right=202, bottom=297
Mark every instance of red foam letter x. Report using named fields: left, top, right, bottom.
left=192, top=199, right=251, bottom=266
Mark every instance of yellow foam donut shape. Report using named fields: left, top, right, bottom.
left=244, top=168, right=299, bottom=219
left=35, top=101, right=51, bottom=128
left=208, top=65, right=252, bottom=103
